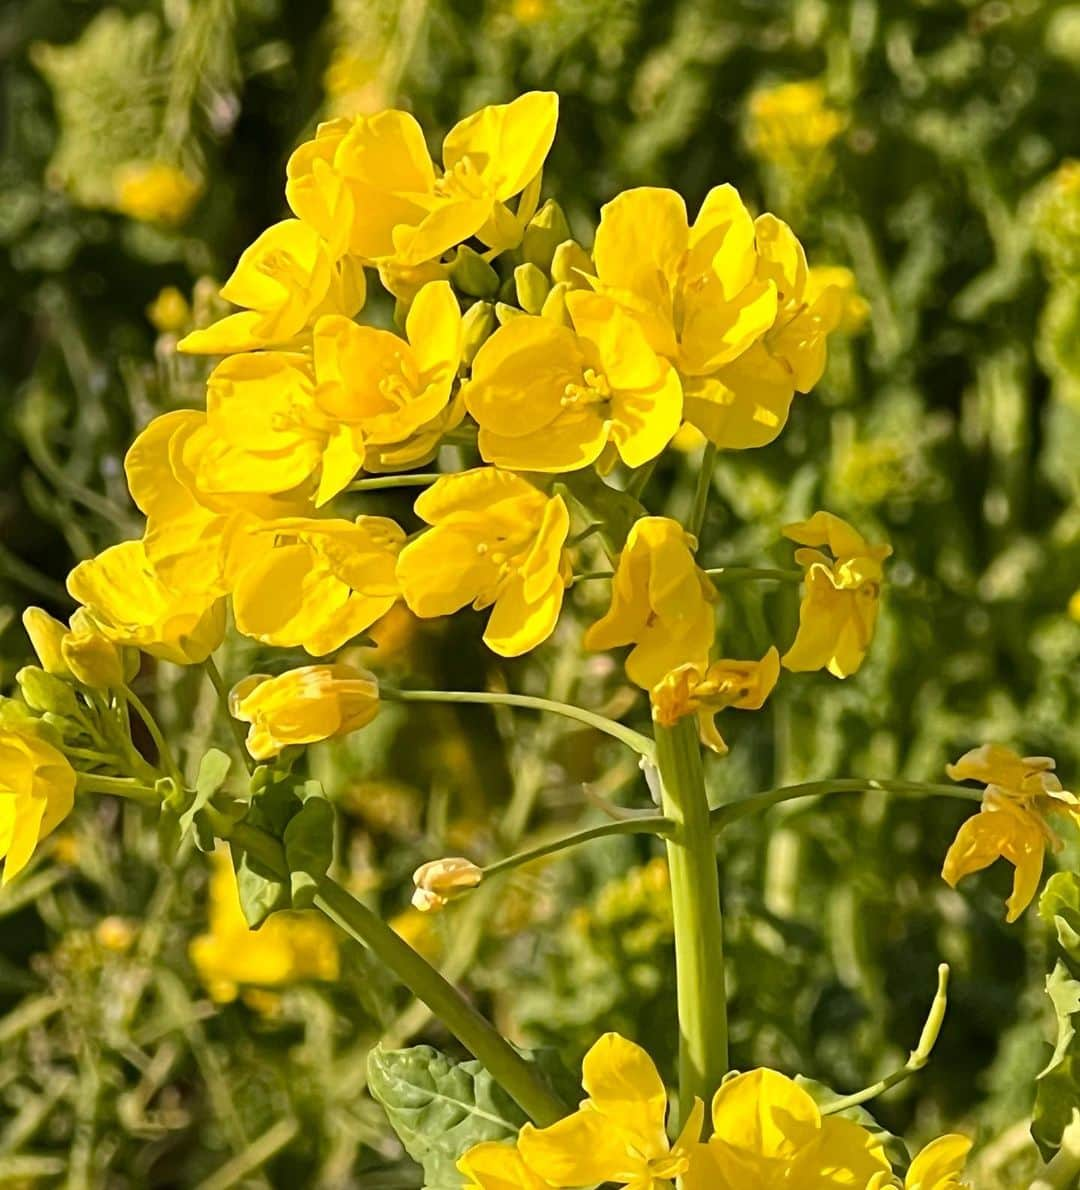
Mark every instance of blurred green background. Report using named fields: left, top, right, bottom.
left=2, top=0, right=1080, bottom=1185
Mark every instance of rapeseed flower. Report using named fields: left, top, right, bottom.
left=746, top=80, right=846, bottom=167
left=868, top=1133, right=972, bottom=1189
left=67, top=540, right=225, bottom=666
left=0, top=727, right=76, bottom=884
left=458, top=1142, right=552, bottom=1189
left=782, top=511, right=891, bottom=678
left=396, top=469, right=571, bottom=657
left=942, top=745, right=1075, bottom=922
left=412, top=857, right=483, bottom=912
left=114, top=162, right=202, bottom=224
left=229, top=664, right=380, bottom=760
left=584, top=517, right=715, bottom=689
left=465, top=289, right=682, bottom=472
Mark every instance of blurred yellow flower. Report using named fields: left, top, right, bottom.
left=67, top=539, right=225, bottom=666
left=651, top=646, right=780, bottom=754
left=942, top=745, right=1075, bottom=922
left=229, top=663, right=379, bottom=760
left=807, top=265, right=869, bottom=335
left=411, top=856, right=483, bottom=912
left=782, top=511, right=891, bottom=678
left=746, top=80, right=846, bottom=166
left=96, top=916, right=137, bottom=953
left=466, top=290, right=682, bottom=472
left=0, top=727, right=76, bottom=884
left=868, top=1133, right=972, bottom=1189
left=146, top=285, right=191, bottom=333
left=1070, top=589, right=1080, bottom=620
left=683, top=1068, right=890, bottom=1188
left=396, top=469, right=570, bottom=657
left=178, top=219, right=365, bottom=354
left=190, top=854, right=339, bottom=1003
left=313, top=280, right=463, bottom=502
left=114, top=162, right=202, bottom=224
left=584, top=517, right=715, bottom=689
left=232, top=516, right=404, bottom=655
left=389, top=906, right=443, bottom=963
left=513, top=1033, right=701, bottom=1188
left=286, top=92, right=558, bottom=267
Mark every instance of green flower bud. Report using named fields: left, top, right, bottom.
left=450, top=245, right=500, bottom=298
left=514, top=262, right=551, bottom=315
left=495, top=302, right=525, bottom=326
left=540, top=281, right=572, bottom=326
left=521, top=199, right=572, bottom=273
left=461, top=301, right=496, bottom=365
left=16, top=666, right=80, bottom=717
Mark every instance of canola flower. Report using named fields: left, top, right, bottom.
left=0, top=726, right=76, bottom=883
left=746, top=79, right=847, bottom=167
left=114, top=161, right=202, bottom=224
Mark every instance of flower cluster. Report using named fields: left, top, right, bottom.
left=458, top=1032, right=971, bottom=1189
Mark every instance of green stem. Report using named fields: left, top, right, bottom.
left=822, top=964, right=949, bottom=1115
left=482, top=815, right=672, bottom=880
left=208, top=812, right=567, bottom=1126
left=204, top=657, right=256, bottom=775
left=348, top=473, right=443, bottom=492
left=654, top=719, right=728, bottom=1125
left=626, top=458, right=657, bottom=501
left=688, top=442, right=718, bottom=543
left=711, top=778, right=983, bottom=832
left=122, top=686, right=184, bottom=788
left=75, top=773, right=160, bottom=805
left=704, top=566, right=802, bottom=585
left=381, top=687, right=655, bottom=760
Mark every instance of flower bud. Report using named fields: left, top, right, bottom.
left=450, top=245, right=500, bottom=298
left=61, top=610, right=126, bottom=689
left=514, top=262, right=551, bottom=315
left=22, top=608, right=69, bottom=676
left=411, top=857, right=483, bottom=913
left=495, top=301, right=524, bottom=326
left=550, top=239, right=593, bottom=286
left=461, top=301, right=496, bottom=366
left=521, top=199, right=571, bottom=273
left=540, top=281, right=572, bottom=326
left=16, top=666, right=79, bottom=717
left=96, top=916, right=137, bottom=953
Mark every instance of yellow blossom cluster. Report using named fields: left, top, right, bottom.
left=458, top=1032, right=971, bottom=1189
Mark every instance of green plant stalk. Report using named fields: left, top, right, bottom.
left=75, top=773, right=160, bottom=805
left=381, top=687, right=655, bottom=760
left=688, top=442, right=718, bottom=541
left=654, top=718, right=727, bottom=1126
left=347, top=473, right=443, bottom=492
left=214, top=815, right=567, bottom=1128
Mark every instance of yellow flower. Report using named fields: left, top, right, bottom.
left=190, top=854, right=339, bottom=1002
left=313, top=280, right=464, bottom=502
left=25, top=605, right=134, bottom=689
left=67, top=539, right=225, bottom=666
left=512, top=1033, right=702, bottom=1188
left=287, top=92, right=559, bottom=267
left=942, top=745, right=1074, bottom=922
left=412, top=857, right=483, bottom=912
left=232, top=516, right=404, bottom=656
left=683, top=1068, right=891, bottom=1188
left=651, top=647, right=780, bottom=754
left=806, top=265, right=869, bottom=335
left=781, top=511, right=891, bottom=678
left=459, top=1141, right=553, bottom=1188
left=396, top=468, right=570, bottom=657
left=178, top=219, right=366, bottom=354
left=146, top=285, right=191, bottom=333
left=125, top=409, right=310, bottom=595
left=867, top=1133, right=972, bottom=1189
left=583, top=517, right=715, bottom=690
left=1070, top=589, right=1080, bottom=621
left=114, top=162, right=202, bottom=224
left=465, top=290, right=682, bottom=472
left=0, top=727, right=76, bottom=884
left=746, top=80, right=846, bottom=166
left=591, top=185, right=778, bottom=382
left=229, top=664, right=380, bottom=760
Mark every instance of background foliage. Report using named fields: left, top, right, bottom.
left=2, top=0, right=1080, bottom=1185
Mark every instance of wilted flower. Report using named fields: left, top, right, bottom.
left=0, top=727, right=76, bottom=884
left=411, top=857, right=483, bottom=912
left=229, top=664, right=380, bottom=760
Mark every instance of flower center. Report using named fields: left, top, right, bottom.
left=561, top=367, right=611, bottom=409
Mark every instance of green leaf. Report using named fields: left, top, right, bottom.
left=283, top=782, right=335, bottom=908
left=367, top=1045, right=527, bottom=1187
left=1041, top=871, right=1080, bottom=960
left=795, top=1075, right=910, bottom=1173
left=179, top=749, right=231, bottom=852
left=232, top=778, right=302, bottom=928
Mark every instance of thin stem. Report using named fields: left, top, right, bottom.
left=208, top=812, right=567, bottom=1126
left=204, top=657, right=256, bottom=775
left=348, top=473, right=443, bottom=492
left=688, top=442, right=717, bottom=544
left=704, top=566, right=802, bottom=585
left=122, top=686, right=184, bottom=788
left=75, top=773, right=160, bottom=805
left=822, top=964, right=950, bottom=1115
left=381, top=687, right=655, bottom=760
left=625, top=458, right=657, bottom=501
left=711, top=778, right=983, bottom=832
left=482, top=816, right=672, bottom=881
left=654, top=719, right=728, bottom=1127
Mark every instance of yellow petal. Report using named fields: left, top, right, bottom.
left=580, top=1032, right=670, bottom=1161
left=593, top=187, right=687, bottom=320
left=457, top=1141, right=552, bottom=1190
left=709, top=1068, right=821, bottom=1161
left=443, top=91, right=559, bottom=201
left=517, top=1108, right=643, bottom=1186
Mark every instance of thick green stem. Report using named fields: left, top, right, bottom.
left=482, top=815, right=672, bottom=880
left=710, top=778, right=982, bottom=832
left=654, top=719, right=727, bottom=1124
left=215, top=815, right=567, bottom=1127
left=381, top=687, right=655, bottom=760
